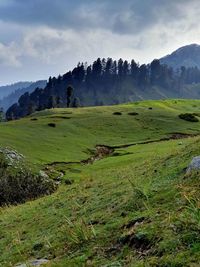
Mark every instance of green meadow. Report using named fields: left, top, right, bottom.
left=1, top=99, right=200, bottom=266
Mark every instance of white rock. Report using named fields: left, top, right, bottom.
left=186, top=156, right=200, bottom=173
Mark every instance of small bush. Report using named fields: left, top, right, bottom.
left=192, top=113, right=200, bottom=117
left=0, top=154, right=56, bottom=206
left=33, top=242, right=43, bottom=251
left=128, top=112, right=139, bottom=116
left=30, top=118, right=38, bottom=121
left=0, top=171, right=56, bottom=206
left=113, top=112, right=122, bottom=115
left=48, top=123, right=56, bottom=127
left=179, top=113, right=199, bottom=122
left=64, top=178, right=74, bottom=185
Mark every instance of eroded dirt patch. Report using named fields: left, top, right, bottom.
left=82, top=145, right=114, bottom=164
left=46, top=132, right=200, bottom=169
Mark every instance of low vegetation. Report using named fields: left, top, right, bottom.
left=48, top=122, right=56, bottom=127
left=128, top=112, right=139, bottom=116
left=179, top=113, right=199, bottom=122
left=113, top=111, right=122, bottom=115
left=0, top=99, right=200, bottom=266
left=0, top=151, right=56, bottom=206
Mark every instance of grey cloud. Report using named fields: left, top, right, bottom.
left=0, top=0, right=197, bottom=34
left=0, top=0, right=199, bottom=85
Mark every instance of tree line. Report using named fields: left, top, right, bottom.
left=6, top=58, right=200, bottom=120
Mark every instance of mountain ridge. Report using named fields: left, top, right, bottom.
left=0, top=81, right=32, bottom=99
left=5, top=44, right=200, bottom=119
left=6, top=55, right=200, bottom=120
left=160, top=43, right=200, bottom=69
left=0, top=80, right=46, bottom=111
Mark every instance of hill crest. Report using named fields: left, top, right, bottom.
left=160, top=43, right=200, bottom=69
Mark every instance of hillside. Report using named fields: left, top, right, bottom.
left=160, top=44, right=200, bottom=69
left=0, top=80, right=46, bottom=111
left=0, top=81, right=32, bottom=99
left=6, top=57, right=200, bottom=120
left=1, top=99, right=200, bottom=266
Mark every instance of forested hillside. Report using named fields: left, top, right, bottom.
left=6, top=58, right=200, bottom=120
left=0, top=80, right=46, bottom=111
left=0, top=82, right=32, bottom=99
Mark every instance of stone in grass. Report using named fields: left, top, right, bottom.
left=186, top=156, right=200, bottom=174
left=16, top=259, right=49, bottom=267
left=0, top=148, right=24, bottom=165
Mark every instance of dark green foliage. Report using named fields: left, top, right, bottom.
left=72, top=97, right=80, bottom=108
left=66, top=86, right=74, bottom=108
left=6, top=57, right=200, bottom=120
left=32, top=243, right=43, bottom=251
left=48, top=123, right=56, bottom=127
left=128, top=112, right=139, bottom=116
left=0, top=107, right=5, bottom=122
left=64, top=178, right=74, bottom=185
left=0, top=156, right=56, bottom=206
left=179, top=113, right=199, bottom=122
left=113, top=112, right=122, bottom=115
left=47, top=95, right=57, bottom=109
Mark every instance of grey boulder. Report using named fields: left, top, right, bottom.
left=186, top=156, right=200, bottom=173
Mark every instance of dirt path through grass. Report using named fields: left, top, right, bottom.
left=46, top=132, right=200, bottom=169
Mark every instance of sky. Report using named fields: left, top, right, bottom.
left=0, top=0, right=199, bottom=85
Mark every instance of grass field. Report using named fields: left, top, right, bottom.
left=1, top=99, right=200, bottom=266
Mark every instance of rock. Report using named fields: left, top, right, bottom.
left=0, top=147, right=24, bottom=165
left=39, top=170, right=49, bottom=179
left=30, top=259, right=49, bottom=266
left=186, top=156, right=200, bottom=173
left=16, top=259, right=49, bottom=267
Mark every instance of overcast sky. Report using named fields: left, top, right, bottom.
left=0, top=0, right=199, bottom=85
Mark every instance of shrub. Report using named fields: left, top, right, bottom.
left=0, top=154, right=56, bottom=206
left=179, top=113, right=199, bottom=122
left=48, top=122, right=56, bottom=127
left=0, top=171, right=56, bottom=206
left=64, top=178, right=74, bottom=185
left=113, top=112, right=122, bottom=115
left=128, top=112, right=139, bottom=116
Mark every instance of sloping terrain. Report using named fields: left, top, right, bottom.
left=0, top=100, right=200, bottom=266
left=0, top=80, right=46, bottom=111
left=0, top=82, right=32, bottom=99
left=160, top=43, right=200, bottom=69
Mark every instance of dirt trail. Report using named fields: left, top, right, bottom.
left=110, top=132, right=199, bottom=149
left=47, top=132, right=200, bottom=168
left=46, top=145, right=114, bottom=167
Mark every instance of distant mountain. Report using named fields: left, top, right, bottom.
left=0, top=82, right=32, bottom=99
left=0, top=80, right=46, bottom=111
left=160, top=44, right=200, bottom=69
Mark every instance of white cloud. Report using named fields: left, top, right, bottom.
left=0, top=42, right=21, bottom=67
left=0, top=0, right=200, bottom=84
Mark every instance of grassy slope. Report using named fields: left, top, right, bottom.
left=1, top=99, right=200, bottom=165
left=0, top=99, right=200, bottom=266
